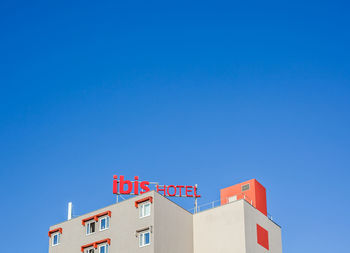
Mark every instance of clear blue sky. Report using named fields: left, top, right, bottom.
left=0, top=0, right=349, bottom=252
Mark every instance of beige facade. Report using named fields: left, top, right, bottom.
left=193, top=200, right=246, bottom=253
left=48, top=191, right=282, bottom=253
left=193, top=200, right=282, bottom=253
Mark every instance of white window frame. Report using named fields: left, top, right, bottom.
left=51, top=232, right=60, bottom=246
left=86, top=248, right=95, bottom=253
left=99, top=244, right=109, bottom=253
left=139, top=202, right=151, bottom=218
left=139, top=230, right=151, bottom=247
left=99, top=216, right=110, bottom=231
left=86, top=220, right=96, bottom=235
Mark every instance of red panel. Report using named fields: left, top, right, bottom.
left=95, top=238, right=111, bottom=246
left=254, top=180, right=267, bottom=216
left=82, top=211, right=112, bottom=225
left=82, top=215, right=95, bottom=225
left=48, top=227, right=62, bottom=237
left=98, top=211, right=112, bottom=218
left=257, top=224, right=269, bottom=250
left=81, top=242, right=94, bottom=252
left=220, top=179, right=267, bottom=216
left=135, top=196, right=153, bottom=208
left=81, top=238, right=111, bottom=252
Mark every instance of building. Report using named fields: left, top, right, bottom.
left=48, top=179, right=282, bottom=253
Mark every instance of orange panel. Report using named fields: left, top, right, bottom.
left=254, top=180, right=267, bottom=216
left=81, top=238, right=111, bottom=252
left=135, top=196, right=153, bottom=208
left=220, top=179, right=267, bottom=216
left=82, top=210, right=112, bottom=225
left=48, top=227, right=62, bottom=237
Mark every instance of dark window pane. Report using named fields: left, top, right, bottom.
left=242, top=184, right=250, bottom=191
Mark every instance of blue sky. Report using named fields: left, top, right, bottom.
left=0, top=0, right=349, bottom=252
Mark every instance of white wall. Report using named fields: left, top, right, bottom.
left=243, top=201, right=282, bottom=253
left=153, top=193, right=193, bottom=253
left=193, top=199, right=282, bottom=253
left=193, top=200, right=247, bottom=253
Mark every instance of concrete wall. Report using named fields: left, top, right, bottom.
left=193, top=200, right=247, bottom=253
left=48, top=192, right=156, bottom=253
left=243, top=201, right=282, bottom=253
left=153, top=192, right=193, bottom=253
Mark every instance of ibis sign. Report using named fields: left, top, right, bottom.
left=113, top=175, right=201, bottom=198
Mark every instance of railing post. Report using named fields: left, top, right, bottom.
left=194, top=184, right=198, bottom=213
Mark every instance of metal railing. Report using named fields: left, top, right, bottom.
left=188, top=199, right=221, bottom=213
left=188, top=193, right=254, bottom=213
left=187, top=193, right=277, bottom=224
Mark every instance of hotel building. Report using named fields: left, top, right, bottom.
left=48, top=179, right=282, bottom=253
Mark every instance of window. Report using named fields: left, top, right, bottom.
left=228, top=195, right=237, bottom=203
left=139, top=202, right=151, bottom=218
left=242, top=184, right=250, bottom=191
left=99, top=244, right=109, bottom=253
left=86, top=221, right=96, bottom=235
left=139, top=230, right=150, bottom=247
left=52, top=232, right=60, bottom=246
left=86, top=249, right=94, bottom=253
left=100, top=216, right=110, bottom=231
